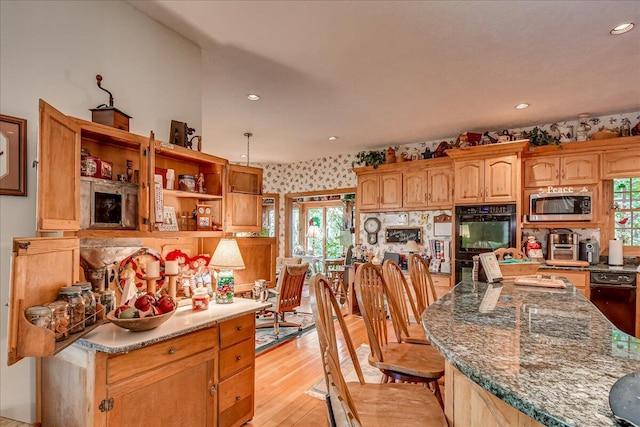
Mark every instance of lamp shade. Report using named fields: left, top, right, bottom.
left=404, top=240, right=420, bottom=253
left=210, top=239, right=246, bottom=270
left=307, top=224, right=322, bottom=239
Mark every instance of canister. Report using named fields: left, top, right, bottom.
left=178, top=174, right=196, bottom=192
left=58, top=286, right=85, bottom=333
left=77, top=282, right=97, bottom=326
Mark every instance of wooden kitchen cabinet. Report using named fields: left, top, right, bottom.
left=226, top=164, right=263, bottom=232
left=218, top=313, right=256, bottom=427
left=40, top=327, right=219, bottom=426
left=357, top=171, right=403, bottom=211
left=538, top=269, right=589, bottom=298
left=523, top=154, right=599, bottom=188
left=453, top=155, right=518, bottom=204
left=403, top=166, right=453, bottom=209
left=601, top=139, right=640, bottom=178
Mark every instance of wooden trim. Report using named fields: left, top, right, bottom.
left=352, top=156, right=452, bottom=175
left=286, top=187, right=356, bottom=199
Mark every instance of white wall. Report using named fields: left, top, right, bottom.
left=0, top=1, right=201, bottom=422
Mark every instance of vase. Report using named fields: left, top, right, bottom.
left=215, top=271, right=234, bottom=304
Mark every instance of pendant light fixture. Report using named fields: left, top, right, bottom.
left=244, top=132, right=252, bottom=166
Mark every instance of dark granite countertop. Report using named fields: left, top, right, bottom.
left=422, top=280, right=640, bottom=427
left=540, top=262, right=639, bottom=274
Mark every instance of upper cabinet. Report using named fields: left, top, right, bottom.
left=453, top=155, right=519, bottom=204
left=523, top=153, right=599, bottom=188
left=354, top=158, right=453, bottom=212
left=226, top=164, right=263, bottom=232
left=38, top=101, right=82, bottom=232
left=601, top=137, right=640, bottom=178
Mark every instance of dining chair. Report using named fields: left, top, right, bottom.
left=256, top=263, right=309, bottom=338
left=408, top=254, right=439, bottom=316
left=354, top=262, right=445, bottom=407
left=325, top=258, right=347, bottom=305
left=382, top=259, right=430, bottom=345
left=309, top=274, right=447, bottom=426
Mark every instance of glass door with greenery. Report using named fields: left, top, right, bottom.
left=612, top=177, right=640, bottom=247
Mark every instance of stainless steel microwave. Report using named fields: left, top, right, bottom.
left=529, top=191, right=593, bottom=222
left=80, top=177, right=138, bottom=229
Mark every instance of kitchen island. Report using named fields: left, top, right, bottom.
left=422, top=280, right=640, bottom=427
left=39, top=298, right=270, bottom=427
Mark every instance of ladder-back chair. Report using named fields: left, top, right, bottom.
left=354, top=263, right=445, bottom=407
left=382, top=259, right=430, bottom=345
left=309, top=274, right=447, bottom=426
left=408, top=254, right=439, bottom=316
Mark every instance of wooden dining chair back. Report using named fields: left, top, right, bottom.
left=256, top=263, right=308, bottom=337
left=311, top=274, right=447, bottom=426
left=408, top=254, right=438, bottom=315
left=353, top=262, right=389, bottom=364
left=382, top=259, right=429, bottom=345
left=494, top=247, right=527, bottom=261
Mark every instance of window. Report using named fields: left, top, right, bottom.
left=613, top=177, right=640, bottom=246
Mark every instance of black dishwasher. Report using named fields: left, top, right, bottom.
left=590, top=272, right=636, bottom=336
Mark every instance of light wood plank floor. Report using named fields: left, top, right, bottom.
left=249, top=291, right=369, bottom=427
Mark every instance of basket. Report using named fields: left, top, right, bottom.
left=106, top=308, right=176, bottom=332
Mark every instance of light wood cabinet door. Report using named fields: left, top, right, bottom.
left=226, top=193, right=262, bottom=232
left=428, top=167, right=454, bottom=208
left=484, top=155, right=517, bottom=202
left=524, top=154, right=598, bottom=187
left=357, top=174, right=380, bottom=210
left=379, top=172, right=403, bottom=209
left=560, top=154, right=599, bottom=185
left=106, top=353, right=217, bottom=427
left=454, top=160, right=484, bottom=204
left=523, top=157, right=559, bottom=188
left=602, top=149, right=640, bottom=178
left=403, top=170, right=428, bottom=208
left=38, top=100, right=81, bottom=231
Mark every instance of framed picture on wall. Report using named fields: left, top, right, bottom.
left=0, top=114, right=27, bottom=196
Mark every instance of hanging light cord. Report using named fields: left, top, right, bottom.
left=244, top=132, right=252, bottom=166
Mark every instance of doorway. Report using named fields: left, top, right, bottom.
left=285, top=189, right=356, bottom=260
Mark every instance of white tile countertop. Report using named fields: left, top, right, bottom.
left=77, top=298, right=271, bottom=354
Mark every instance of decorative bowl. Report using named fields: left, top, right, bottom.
left=106, top=308, right=177, bottom=332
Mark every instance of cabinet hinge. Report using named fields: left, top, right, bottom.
left=99, top=398, right=114, bottom=412
left=142, top=218, right=149, bottom=225
left=143, top=148, right=149, bottom=157
left=18, top=241, right=31, bottom=251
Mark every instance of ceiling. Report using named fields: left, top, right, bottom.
left=129, top=1, right=640, bottom=164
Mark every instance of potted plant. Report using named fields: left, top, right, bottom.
left=352, top=150, right=386, bottom=169
left=522, top=127, right=562, bottom=147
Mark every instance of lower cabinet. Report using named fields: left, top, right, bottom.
left=40, top=314, right=258, bottom=427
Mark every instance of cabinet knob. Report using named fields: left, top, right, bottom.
left=235, top=396, right=242, bottom=402
left=210, top=386, right=217, bottom=396
left=236, top=355, right=242, bottom=361
left=168, top=348, right=176, bottom=355
left=236, top=325, right=243, bottom=331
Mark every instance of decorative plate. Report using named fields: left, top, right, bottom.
left=118, top=247, right=165, bottom=292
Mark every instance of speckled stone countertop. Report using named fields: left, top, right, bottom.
left=422, top=280, right=640, bottom=427
left=77, top=298, right=270, bottom=354
left=540, top=262, right=640, bottom=274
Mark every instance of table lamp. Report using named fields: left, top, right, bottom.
left=307, top=222, right=322, bottom=256
left=404, top=240, right=420, bottom=254
left=210, top=239, right=246, bottom=304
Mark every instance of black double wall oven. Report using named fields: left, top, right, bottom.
left=454, top=204, right=518, bottom=283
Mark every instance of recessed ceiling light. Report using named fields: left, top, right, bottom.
left=610, top=23, right=634, bottom=35
left=328, top=136, right=339, bottom=141
left=515, top=103, right=529, bottom=110
left=247, top=94, right=260, bottom=101
left=240, top=154, right=247, bottom=158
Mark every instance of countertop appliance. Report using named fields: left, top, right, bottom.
left=548, top=229, right=578, bottom=261
left=590, top=271, right=636, bottom=336
left=454, top=204, right=517, bottom=283
left=579, top=239, right=600, bottom=265
left=529, top=191, right=593, bottom=222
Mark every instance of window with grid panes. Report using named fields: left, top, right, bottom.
left=613, top=177, right=640, bottom=246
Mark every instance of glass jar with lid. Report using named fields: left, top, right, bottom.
left=25, top=305, right=53, bottom=331
left=100, top=289, right=116, bottom=315
left=58, top=286, right=85, bottom=333
left=76, top=282, right=97, bottom=326
left=192, top=287, right=210, bottom=311
left=45, top=300, right=70, bottom=341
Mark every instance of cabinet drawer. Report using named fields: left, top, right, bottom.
left=220, top=337, right=254, bottom=380
left=219, top=366, right=254, bottom=427
left=220, top=313, right=255, bottom=348
left=107, top=327, right=218, bottom=384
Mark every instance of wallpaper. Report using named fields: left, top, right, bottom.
left=256, top=111, right=640, bottom=258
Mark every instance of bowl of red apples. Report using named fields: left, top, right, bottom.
left=106, top=293, right=177, bottom=332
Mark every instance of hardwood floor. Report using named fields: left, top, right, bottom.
left=249, top=297, right=369, bottom=427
